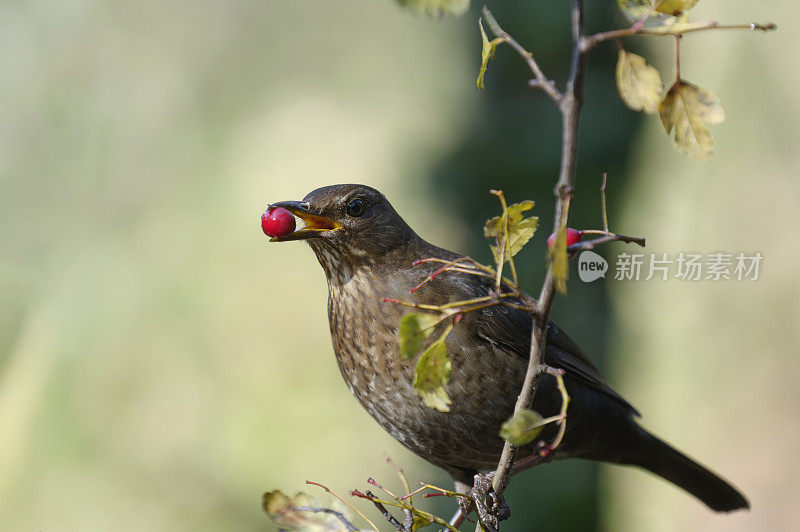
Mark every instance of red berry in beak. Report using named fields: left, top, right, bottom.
left=547, top=228, right=582, bottom=249
left=262, top=207, right=296, bottom=237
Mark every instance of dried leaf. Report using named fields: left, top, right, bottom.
left=615, top=50, right=664, bottom=114
left=659, top=79, right=725, bottom=161
left=549, top=224, right=568, bottom=294
left=395, top=0, right=469, bottom=17
left=477, top=19, right=506, bottom=90
left=398, top=312, right=440, bottom=359
left=484, top=200, right=538, bottom=263
left=263, top=491, right=351, bottom=532
left=412, top=335, right=452, bottom=412
left=499, top=409, right=547, bottom=446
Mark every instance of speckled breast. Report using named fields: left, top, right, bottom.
left=324, top=265, right=529, bottom=476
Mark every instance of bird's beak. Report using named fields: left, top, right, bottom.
left=266, top=200, right=342, bottom=242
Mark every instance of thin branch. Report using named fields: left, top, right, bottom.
left=491, top=0, right=588, bottom=499
left=539, top=365, right=570, bottom=455
left=399, top=485, right=428, bottom=501
left=569, top=232, right=646, bottom=253
left=582, top=20, right=776, bottom=52
left=351, top=490, right=459, bottom=532
left=368, top=477, right=401, bottom=501
left=364, top=491, right=406, bottom=531
left=417, top=482, right=468, bottom=500
left=600, top=172, right=609, bottom=233
left=412, top=256, right=504, bottom=281
left=411, top=257, right=472, bottom=293
left=382, top=453, right=414, bottom=529
left=482, top=7, right=563, bottom=105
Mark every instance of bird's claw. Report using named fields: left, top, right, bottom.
left=488, top=491, right=510, bottom=521
left=466, top=472, right=510, bottom=531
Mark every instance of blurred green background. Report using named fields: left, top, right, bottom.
left=1, top=0, right=798, bottom=530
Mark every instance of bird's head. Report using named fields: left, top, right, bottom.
left=268, top=184, right=418, bottom=274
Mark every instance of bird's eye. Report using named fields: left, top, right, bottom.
left=346, top=199, right=366, bottom=217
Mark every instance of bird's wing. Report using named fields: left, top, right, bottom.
left=409, top=246, right=639, bottom=416
left=472, top=298, right=640, bottom=417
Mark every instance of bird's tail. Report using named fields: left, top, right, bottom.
left=619, top=427, right=749, bottom=513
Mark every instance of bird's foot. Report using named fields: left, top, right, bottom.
left=466, top=472, right=510, bottom=531
left=488, top=490, right=511, bottom=522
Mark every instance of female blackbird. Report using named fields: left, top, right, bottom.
left=268, top=184, right=748, bottom=513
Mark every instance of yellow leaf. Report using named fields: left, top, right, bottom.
left=484, top=200, right=535, bottom=237
left=549, top=225, right=568, bottom=294
left=654, top=0, right=699, bottom=16
left=659, top=79, right=725, bottom=161
left=499, top=409, right=548, bottom=446
left=412, top=335, right=452, bottom=412
left=615, top=50, right=664, bottom=114
left=484, top=200, right=538, bottom=263
left=395, top=0, right=470, bottom=17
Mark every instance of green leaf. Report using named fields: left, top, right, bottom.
left=499, top=409, right=548, bottom=446
left=395, top=0, right=469, bottom=17
left=398, top=312, right=440, bottom=359
left=412, top=335, right=452, bottom=412
left=477, top=19, right=507, bottom=90
left=615, top=50, right=664, bottom=114
left=549, top=224, right=568, bottom=295
left=484, top=200, right=538, bottom=263
left=659, top=79, right=725, bottom=161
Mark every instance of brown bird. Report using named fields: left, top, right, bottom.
left=268, top=184, right=748, bottom=514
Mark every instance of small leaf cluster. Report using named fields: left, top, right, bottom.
left=615, top=1, right=725, bottom=160
left=483, top=199, right=539, bottom=265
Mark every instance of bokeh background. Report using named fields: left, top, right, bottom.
left=1, top=0, right=798, bottom=530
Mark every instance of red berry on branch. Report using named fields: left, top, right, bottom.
left=546, top=228, right=583, bottom=249
left=261, top=207, right=296, bottom=237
